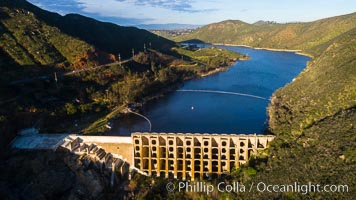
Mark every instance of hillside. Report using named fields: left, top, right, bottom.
left=176, top=13, right=356, bottom=56
left=0, top=0, right=174, bottom=67
left=0, top=0, right=244, bottom=150
left=0, top=5, right=108, bottom=82
left=1, top=0, right=175, bottom=55
left=175, top=13, right=356, bottom=199
left=268, top=28, right=356, bottom=137
left=238, top=28, right=356, bottom=199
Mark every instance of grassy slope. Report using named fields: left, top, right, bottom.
left=171, top=46, right=246, bottom=73
left=0, top=0, right=175, bottom=69
left=243, top=108, right=356, bottom=199
left=240, top=28, right=356, bottom=199
left=0, top=3, right=94, bottom=67
left=0, top=0, right=175, bottom=83
left=176, top=13, right=356, bottom=56
left=0, top=1, right=107, bottom=86
left=1, top=0, right=175, bottom=59
left=268, top=28, right=356, bottom=138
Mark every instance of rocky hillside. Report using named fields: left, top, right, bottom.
left=1, top=0, right=174, bottom=62
left=176, top=12, right=356, bottom=56
left=0, top=0, right=175, bottom=80
left=268, top=28, right=356, bottom=138
left=241, top=28, right=356, bottom=199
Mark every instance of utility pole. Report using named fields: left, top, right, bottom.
left=118, top=53, right=121, bottom=66
left=131, top=49, right=135, bottom=69
left=54, top=72, right=58, bottom=84
left=144, top=43, right=146, bottom=52
left=110, top=162, right=115, bottom=187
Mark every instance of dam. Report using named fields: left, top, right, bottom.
left=132, top=133, right=274, bottom=180
left=12, top=132, right=275, bottom=180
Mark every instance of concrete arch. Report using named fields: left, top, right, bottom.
left=132, top=132, right=275, bottom=180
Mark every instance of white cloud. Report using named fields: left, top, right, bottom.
left=74, top=0, right=216, bottom=24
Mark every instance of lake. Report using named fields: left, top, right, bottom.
left=106, top=46, right=310, bottom=135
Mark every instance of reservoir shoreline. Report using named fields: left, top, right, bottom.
left=106, top=45, right=310, bottom=135
left=125, top=58, right=243, bottom=108
left=212, top=43, right=314, bottom=58
left=90, top=50, right=244, bottom=134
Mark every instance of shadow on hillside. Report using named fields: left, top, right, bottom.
left=0, top=149, right=133, bottom=199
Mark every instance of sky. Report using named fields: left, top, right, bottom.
left=28, top=0, right=356, bottom=26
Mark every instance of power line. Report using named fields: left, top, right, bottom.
left=128, top=110, right=152, bottom=132
left=176, top=89, right=268, bottom=100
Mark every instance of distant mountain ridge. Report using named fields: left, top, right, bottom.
left=135, top=23, right=202, bottom=30
left=176, top=12, right=356, bottom=56
left=253, top=20, right=277, bottom=25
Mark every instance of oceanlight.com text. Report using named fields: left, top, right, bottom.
left=166, top=181, right=349, bottom=195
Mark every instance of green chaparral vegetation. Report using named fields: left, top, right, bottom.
left=172, top=45, right=248, bottom=74
left=237, top=28, right=356, bottom=200
left=0, top=0, right=244, bottom=144
left=175, top=13, right=356, bottom=57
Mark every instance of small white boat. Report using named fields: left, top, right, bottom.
left=105, top=123, right=112, bottom=129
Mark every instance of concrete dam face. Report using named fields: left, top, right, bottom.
left=12, top=132, right=275, bottom=181
left=132, top=133, right=275, bottom=181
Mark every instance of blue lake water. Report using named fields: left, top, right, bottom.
left=107, top=46, right=309, bottom=135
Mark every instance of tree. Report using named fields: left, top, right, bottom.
left=151, top=61, right=157, bottom=75
left=65, top=103, right=77, bottom=115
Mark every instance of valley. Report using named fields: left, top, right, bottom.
left=0, top=0, right=355, bottom=199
